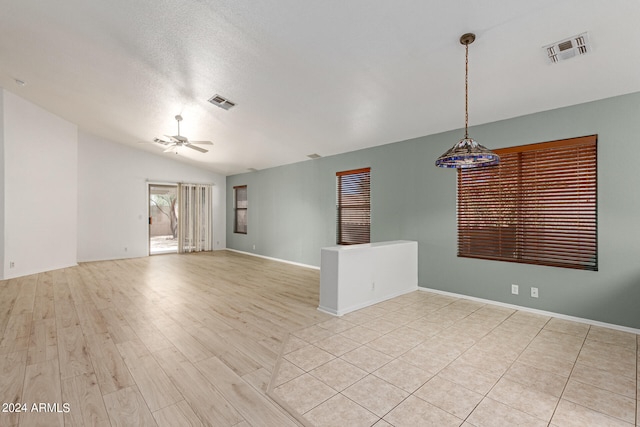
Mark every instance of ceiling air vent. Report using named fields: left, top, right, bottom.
left=544, top=32, right=591, bottom=64
left=208, top=94, right=236, bottom=110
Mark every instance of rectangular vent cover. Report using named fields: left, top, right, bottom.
left=544, top=32, right=591, bottom=64
left=208, top=94, right=236, bottom=110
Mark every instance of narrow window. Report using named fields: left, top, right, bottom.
left=458, top=135, right=597, bottom=270
left=234, top=185, right=247, bottom=234
left=337, top=168, right=371, bottom=245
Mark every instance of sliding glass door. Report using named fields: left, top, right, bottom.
left=149, top=184, right=179, bottom=254
left=149, top=182, right=213, bottom=255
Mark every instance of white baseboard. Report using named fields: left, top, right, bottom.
left=317, top=305, right=340, bottom=316
left=419, top=286, right=640, bottom=335
left=220, top=251, right=639, bottom=334
left=318, top=286, right=418, bottom=317
left=3, top=262, right=79, bottom=280
left=225, top=248, right=320, bottom=270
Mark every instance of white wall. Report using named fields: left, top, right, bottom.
left=227, top=92, right=640, bottom=329
left=2, top=89, right=78, bottom=279
left=0, top=92, right=5, bottom=279
left=77, top=131, right=226, bottom=262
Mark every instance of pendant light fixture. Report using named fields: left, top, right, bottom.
left=435, top=33, right=499, bottom=168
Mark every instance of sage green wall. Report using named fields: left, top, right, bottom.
left=227, top=92, right=640, bottom=329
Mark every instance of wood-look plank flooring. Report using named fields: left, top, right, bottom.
left=0, top=251, right=329, bottom=427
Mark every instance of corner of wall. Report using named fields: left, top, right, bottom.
left=2, top=90, right=78, bottom=278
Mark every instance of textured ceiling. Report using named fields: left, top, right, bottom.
left=1, top=0, right=639, bottom=175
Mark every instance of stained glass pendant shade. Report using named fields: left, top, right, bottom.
left=435, top=33, right=499, bottom=168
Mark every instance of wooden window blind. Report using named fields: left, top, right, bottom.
left=457, top=135, right=597, bottom=271
left=234, top=185, right=247, bottom=234
left=337, top=167, right=371, bottom=245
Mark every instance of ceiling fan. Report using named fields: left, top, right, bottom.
left=147, top=115, right=213, bottom=153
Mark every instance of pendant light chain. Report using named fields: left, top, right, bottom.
left=434, top=32, right=499, bottom=168
left=464, top=42, right=469, bottom=140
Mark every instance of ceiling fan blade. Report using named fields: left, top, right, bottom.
left=170, top=134, right=188, bottom=143
left=189, top=140, right=214, bottom=145
left=185, top=144, right=208, bottom=153
left=152, top=137, right=172, bottom=145
left=163, top=145, right=177, bottom=153
left=164, top=135, right=180, bottom=143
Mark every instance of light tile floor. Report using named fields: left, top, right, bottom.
left=268, top=291, right=639, bottom=427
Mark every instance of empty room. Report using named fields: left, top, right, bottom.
left=0, top=1, right=639, bottom=426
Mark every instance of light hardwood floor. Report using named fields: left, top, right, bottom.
left=0, top=251, right=329, bottom=427
left=2, top=251, right=638, bottom=427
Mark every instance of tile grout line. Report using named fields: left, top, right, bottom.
left=307, top=304, right=418, bottom=425
left=457, top=308, right=528, bottom=426
left=545, top=322, right=590, bottom=427
left=267, top=332, right=330, bottom=426
left=288, top=299, right=477, bottom=424
left=271, top=292, right=640, bottom=426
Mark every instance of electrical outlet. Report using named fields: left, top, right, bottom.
left=124, top=247, right=128, bottom=252
left=511, top=284, right=519, bottom=295
left=9, top=261, right=15, bottom=268
left=252, top=244, right=256, bottom=250
left=531, top=287, right=539, bottom=298
left=372, top=281, right=375, bottom=290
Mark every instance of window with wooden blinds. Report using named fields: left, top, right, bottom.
left=457, top=135, right=597, bottom=271
left=337, top=168, right=371, bottom=245
left=234, top=185, right=247, bottom=234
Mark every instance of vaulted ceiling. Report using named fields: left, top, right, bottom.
left=1, top=0, right=639, bottom=175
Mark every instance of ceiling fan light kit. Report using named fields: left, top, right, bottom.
left=435, top=33, right=499, bottom=169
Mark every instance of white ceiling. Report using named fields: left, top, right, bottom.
left=1, top=0, right=639, bottom=176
